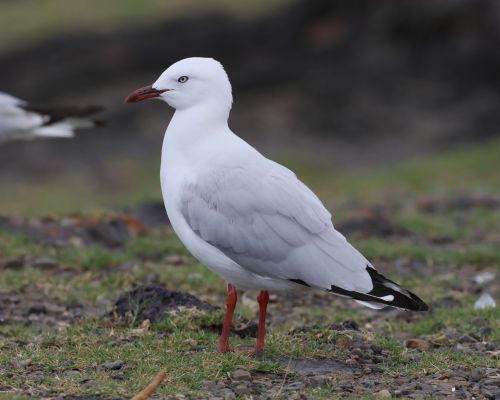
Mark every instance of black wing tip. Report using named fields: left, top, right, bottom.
left=366, top=267, right=429, bottom=311
left=21, top=104, right=105, bottom=124
left=288, top=268, right=429, bottom=312
left=325, top=267, right=429, bottom=312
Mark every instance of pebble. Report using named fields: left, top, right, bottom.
left=474, top=292, right=496, bottom=310
left=470, top=317, right=487, bottom=326
left=203, top=380, right=218, bottom=391
left=405, top=338, right=430, bottom=350
left=284, top=381, right=305, bottom=391
left=458, top=334, right=477, bottom=343
left=370, top=344, right=383, bottom=354
left=372, top=355, right=385, bottom=364
left=478, top=326, right=492, bottom=338
left=208, top=397, right=223, bottom=400
left=472, top=271, right=496, bottom=285
left=111, top=372, right=126, bottom=380
left=101, top=360, right=125, bottom=370
left=0, top=258, right=24, bottom=270
left=469, top=367, right=484, bottom=381
left=232, top=369, right=251, bottom=381
left=342, top=319, right=359, bottom=330
left=376, top=389, right=392, bottom=398
left=28, top=304, right=47, bottom=314
left=233, top=384, right=252, bottom=395
left=308, top=374, right=329, bottom=387
left=32, top=257, right=58, bottom=270
left=12, top=359, right=32, bottom=368
left=432, top=335, right=450, bottom=346
left=219, top=388, right=235, bottom=400
left=63, top=369, right=80, bottom=376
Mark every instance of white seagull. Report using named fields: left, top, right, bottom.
left=125, top=57, right=428, bottom=353
left=0, top=91, right=103, bottom=143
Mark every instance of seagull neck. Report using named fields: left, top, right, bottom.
left=173, top=100, right=229, bottom=128
left=164, top=103, right=231, bottom=152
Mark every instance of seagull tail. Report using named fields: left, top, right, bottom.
left=24, top=104, right=104, bottom=138
left=326, top=267, right=429, bottom=311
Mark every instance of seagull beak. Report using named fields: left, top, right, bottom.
left=124, top=85, right=168, bottom=104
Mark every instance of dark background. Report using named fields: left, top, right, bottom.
left=1, top=0, right=499, bottom=214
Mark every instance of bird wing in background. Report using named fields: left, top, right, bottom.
left=0, top=91, right=103, bottom=143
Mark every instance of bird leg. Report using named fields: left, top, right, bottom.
left=255, top=290, right=270, bottom=351
left=217, top=283, right=237, bottom=353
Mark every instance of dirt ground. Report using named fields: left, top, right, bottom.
left=0, top=191, right=499, bottom=399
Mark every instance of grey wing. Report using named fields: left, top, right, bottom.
left=180, top=160, right=374, bottom=293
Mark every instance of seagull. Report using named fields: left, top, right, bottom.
left=0, top=91, right=103, bottom=143
left=125, top=57, right=428, bottom=353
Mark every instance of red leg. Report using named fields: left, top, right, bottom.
left=255, top=290, right=269, bottom=351
left=217, top=284, right=237, bottom=353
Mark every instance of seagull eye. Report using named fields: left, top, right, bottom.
left=178, top=76, right=189, bottom=83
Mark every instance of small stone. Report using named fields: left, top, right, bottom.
left=208, top=398, right=223, bottom=400
left=28, top=304, right=47, bottom=314
left=0, top=258, right=24, bottom=270
left=376, top=389, right=392, bottom=398
left=101, top=360, right=125, bottom=370
left=232, top=369, right=251, bottom=381
left=445, top=331, right=462, bottom=340
left=458, top=334, right=477, bottom=344
left=473, top=271, right=496, bottom=285
left=284, top=381, right=305, bottom=391
left=405, top=338, right=430, bottom=350
left=308, top=374, right=329, bottom=387
left=469, top=368, right=484, bottom=381
left=432, top=335, right=451, bottom=346
left=220, top=388, right=235, bottom=400
left=63, top=369, right=80, bottom=376
left=233, top=384, right=252, bottom=395
left=32, top=257, right=58, bottom=270
left=474, top=293, right=496, bottom=310
left=111, top=372, right=126, bottom=380
left=351, top=349, right=365, bottom=358
left=341, top=319, right=359, bottom=330
left=203, top=380, right=218, bottom=391
left=470, top=317, right=487, bottom=326
left=12, top=359, right=32, bottom=368
left=370, top=344, right=383, bottom=354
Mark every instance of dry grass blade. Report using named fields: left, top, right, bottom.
left=132, top=369, right=167, bottom=400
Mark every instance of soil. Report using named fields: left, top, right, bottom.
left=1, top=197, right=499, bottom=399
left=109, top=284, right=215, bottom=323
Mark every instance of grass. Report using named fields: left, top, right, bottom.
left=3, top=138, right=500, bottom=216
left=0, top=140, right=499, bottom=398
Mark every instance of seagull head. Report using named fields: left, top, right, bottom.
left=125, top=57, right=233, bottom=113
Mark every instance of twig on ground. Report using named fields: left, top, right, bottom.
left=132, top=369, right=167, bottom=400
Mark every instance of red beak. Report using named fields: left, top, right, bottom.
left=124, top=85, right=168, bottom=104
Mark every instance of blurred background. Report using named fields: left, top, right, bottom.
left=1, top=0, right=500, bottom=215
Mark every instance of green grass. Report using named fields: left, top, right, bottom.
left=0, top=140, right=499, bottom=398
left=3, top=138, right=500, bottom=216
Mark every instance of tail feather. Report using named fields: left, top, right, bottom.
left=21, top=104, right=104, bottom=125
left=327, top=266, right=429, bottom=311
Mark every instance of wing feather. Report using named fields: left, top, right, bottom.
left=180, top=160, right=373, bottom=293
